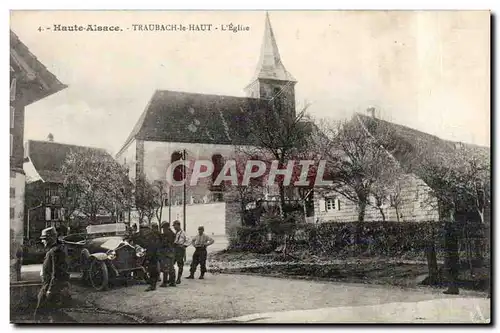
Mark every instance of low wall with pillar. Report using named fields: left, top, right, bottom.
left=130, top=202, right=226, bottom=236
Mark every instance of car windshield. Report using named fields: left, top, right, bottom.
left=62, top=234, right=88, bottom=243
left=90, top=237, right=124, bottom=250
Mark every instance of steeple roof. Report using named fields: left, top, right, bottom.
left=250, top=12, right=296, bottom=83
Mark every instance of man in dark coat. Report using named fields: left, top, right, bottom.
left=159, top=221, right=176, bottom=287
left=137, top=222, right=162, bottom=291
left=34, top=227, right=71, bottom=322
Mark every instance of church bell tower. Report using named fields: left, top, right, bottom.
left=245, top=12, right=297, bottom=116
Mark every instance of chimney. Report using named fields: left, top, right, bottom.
left=47, top=133, right=54, bottom=142
left=367, top=107, right=376, bottom=118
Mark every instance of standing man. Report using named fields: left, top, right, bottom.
left=159, top=221, right=176, bottom=287
left=34, top=227, right=71, bottom=322
left=172, top=220, right=190, bottom=284
left=138, top=222, right=162, bottom=292
left=186, top=226, right=214, bottom=280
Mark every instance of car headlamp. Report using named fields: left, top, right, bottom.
left=106, top=250, right=117, bottom=260
left=135, top=245, right=146, bottom=258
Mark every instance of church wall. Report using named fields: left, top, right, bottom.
left=143, top=141, right=239, bottom=182
left=142, top=140, right=246, bottom=235
left=116, top=139, right=137, bottom=182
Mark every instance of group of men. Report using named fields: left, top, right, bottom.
left=33, top=220, right=215, bottom=321
left=129, top=220, right=215, bottom=291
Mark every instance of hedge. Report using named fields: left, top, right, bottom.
left=229, top=220, right=490, bottom=260
left=22, top=243, right=46, bottom=265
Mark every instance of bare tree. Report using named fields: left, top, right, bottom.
left=61, top=149, right=133, bottom=224
left=229, top=153, right=265, bottom=226
left=153, top=180, right=168, bottom=224
left=134, top=176, right=156, bottom=225
left=417, top=145, right=490, bottom=292
left=389, top=179, right=404, bottom=222
left=235, top=101, right=313, bottom=219
left=317, top=116, right=395, bottom=224
left=370, top=166, right=404, bottom=222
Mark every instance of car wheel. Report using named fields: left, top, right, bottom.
left=89, top=259, right=109, bottom=291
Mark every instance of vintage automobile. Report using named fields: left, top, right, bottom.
left=61, top=233, right=147, bottom=291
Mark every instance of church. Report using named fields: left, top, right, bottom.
left=116, top=13, right=297, bottom=235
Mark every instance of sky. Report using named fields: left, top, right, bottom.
left=10, top=10, right=490, bottom=155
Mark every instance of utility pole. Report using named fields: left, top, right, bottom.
left=182, top=149, right=187, bottom=263
left=168, top=185, right=172, bottom=224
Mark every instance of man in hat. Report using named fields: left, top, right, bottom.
left=159, top=221, right=176, bottom=287
left=34, top=227, right=70, bottom=322
left=172, top=220, right=190, bottom=284
left=186, top=226, right=214, bottom=280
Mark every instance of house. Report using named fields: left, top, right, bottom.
left=10, top=30, right=67, bottom=281
left=313, top=112, right=490, bottom=223
left=23, top=138, right=121, bottom=239
left=116, top=13, right=298, bottom=235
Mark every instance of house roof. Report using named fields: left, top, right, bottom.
left=355, top=113, right=491, bottom=176
left=10, top=30, right=67, bottom=106
left=25, top=140, right=113, bottom=183
left=117, top=90, right=268, bottom=156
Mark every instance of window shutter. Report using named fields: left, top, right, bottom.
left=335, top=198, right=341, bottom=211
left=10, top=78, right=16, bottom=102
left=10, top=106, right=15, bottom=129
left=319, top=198, right=326, bottom=212
left=45, top=207, right=51, bottom=221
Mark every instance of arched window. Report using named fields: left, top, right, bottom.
left=171, top=151, right=185, bottom=182
left=211, top=154, right=224, bottom=184
left=211, top=154, right=224, bottom=201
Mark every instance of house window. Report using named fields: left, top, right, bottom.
left=51, top=208, right=58, bottom=221
left=45, top=186, right=60, bottom=205
left=10, top=187, right=15, bottom=198
left=324, top=197, right=339, bottom=212
left=10, top=208, right=15, bottom=219
left=325, top=198, right=335, bottom=211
